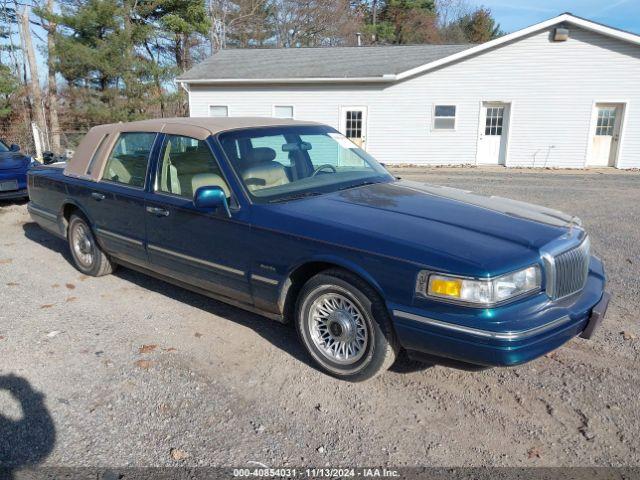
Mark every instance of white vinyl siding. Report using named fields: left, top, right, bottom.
left=189, top=26, right=640, bottom=169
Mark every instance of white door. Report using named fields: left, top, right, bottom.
left=587, top=104, right=623, bottom=167
left=477, top=102, right=510, bottom=165
left=340, top=107, right=368, bottom=150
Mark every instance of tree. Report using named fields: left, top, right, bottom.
left=270, top=0, right=363, bottom=48
left=208, top=0, right=271, bottom=51
left=375, top=0, right=439, bottom=44
left=53, top=0, right=159, bottom=123
left=34, top=0, right=62, bottom=152
left=0, top=64, right=18, bottom=118
left=19, top=6, right=48, bottom=140
left=140, top=0, right=210, bottom=72
left=224, top=0, right=273, bottom=48
left=452, top=6, right=503, bottom=43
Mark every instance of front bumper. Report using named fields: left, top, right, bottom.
left=392, top=256, right=608, bottom=367
left=0, top=171, right=28, bottom=199
left=0, top=188, right=28, bottom=200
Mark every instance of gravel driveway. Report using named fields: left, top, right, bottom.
left=0, top=168, right=638, bottom=470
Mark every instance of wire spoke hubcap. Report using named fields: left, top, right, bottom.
left=71, top=223, right=94, bottom=267
left=308, top=293, right=368, bottom=365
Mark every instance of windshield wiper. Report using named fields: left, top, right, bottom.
left=337, top=180, right=378, bottom=191
left=268, top=191, right=324, bottom=203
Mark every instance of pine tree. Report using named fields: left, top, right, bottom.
left=53, top=0, right=160, bottom=123
left=0, top=65, right=18, bottom=118
left=455, top=7, right=503, bottom=43
left=139, top=0, right=210, bottom=72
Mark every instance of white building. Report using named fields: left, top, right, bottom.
left=178, top=14, right=640, bottom=169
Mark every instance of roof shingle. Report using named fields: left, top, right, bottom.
left=178, top=44, right=473, bottom=81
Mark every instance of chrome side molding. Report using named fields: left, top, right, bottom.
left=251, top=274, right=279, bottom=286
left=393, top=310, right=574, bottom=341
left=147, top=244, right=244, bottom=276
left=96, top=228, right=144, bottom=247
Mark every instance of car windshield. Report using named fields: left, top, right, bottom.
left=217, top=126, right=393, bottom=204
left=0, top=140, right=9, bottom=153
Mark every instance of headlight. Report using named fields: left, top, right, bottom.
left=418, top=265, right=541, bottom=306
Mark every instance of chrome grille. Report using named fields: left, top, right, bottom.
left=549, top=237, right=591, bottom=300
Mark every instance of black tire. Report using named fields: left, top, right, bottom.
left=67, top=213, right=115, bottom=277
left=295, top=268, right=398, bottom=382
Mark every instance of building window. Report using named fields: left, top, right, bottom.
left=485, top=106, right=505, bottom=136
left=209, top=105, right=229, bottom=117
left=596, top=107, right=617, bottom=136
left=433, top=105, right=456, bottom=130
left=273, top=105, right=294, bottom=119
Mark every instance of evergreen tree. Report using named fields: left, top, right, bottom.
left=0, top=5, right=20, bottom=118
left=53, top=0, right=162, bottom=123
left=0, top=64, right=18, bottom=118
left=454, top=7, right=503, bottom=43
left=139, top=0, right=210, bottom=72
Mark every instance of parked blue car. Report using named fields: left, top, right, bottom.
left=0, top=139, right=31, bottom=200
left=26, top=118, right=609, bottom=381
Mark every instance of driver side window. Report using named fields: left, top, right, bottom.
left=157, top=135, right=231, bottom=199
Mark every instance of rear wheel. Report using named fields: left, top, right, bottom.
left=68, top=214, right=115, bottom=277
left=296, top=269, right=398, bottom=381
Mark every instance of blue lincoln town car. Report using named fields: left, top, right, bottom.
left=26, top=118, right=610, bottom=381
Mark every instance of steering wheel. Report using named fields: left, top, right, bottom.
left=311, top=164, right=337, bottom=177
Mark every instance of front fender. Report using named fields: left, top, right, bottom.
left=277, top=253, right=387, bottom=318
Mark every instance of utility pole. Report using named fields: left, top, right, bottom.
left=371, top=0, right=378, bottom=43
left=19, top=7, right=48, bottom=154
left=45, top=0, right=61, bottom=153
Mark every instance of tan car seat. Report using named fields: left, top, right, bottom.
left=241, top=147, right=290, bottom=192
left=191, top=173, right=231, bottom=198
left=104, top=157, right=132, bottom=184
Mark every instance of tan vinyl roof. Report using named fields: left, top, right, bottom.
left=64, top=117, right=320, bottom=180
left=108, top=116, right=319, bottom=136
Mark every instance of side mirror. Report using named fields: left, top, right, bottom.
left=9, top=144, right=20, bottom=152
left=194, top=186, right=231, bottom=217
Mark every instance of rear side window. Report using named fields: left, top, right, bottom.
left=86, top=134, right=109, bottom=176
left=102, top=132, right=156, bottom=188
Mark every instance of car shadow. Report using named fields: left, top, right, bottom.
left=0, top=375, right=56, bottom=478
left=114, top=266, right=315, bottom=368
left=22, top=221, right=469, bottom=377
left=0, top=198, right=29, bottom=208
left=22, top=222, right=74, bottom=264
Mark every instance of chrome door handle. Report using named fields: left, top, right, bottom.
left=146, top=206, right=170, bottom=217
left=91, top=192, right=106, bottom=201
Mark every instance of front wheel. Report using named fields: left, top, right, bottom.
left=295, top=269, right=398, bottom=381
left=68, top=213, right=115, bottom=277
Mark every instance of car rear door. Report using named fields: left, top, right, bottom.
left=84, top=131, right=159, bottom=268
left=144, top=134, right=252, bottom=304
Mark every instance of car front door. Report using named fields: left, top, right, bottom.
left=85, top=131, right=158, bottom=267
left=144, top=134, right=252, bottom=304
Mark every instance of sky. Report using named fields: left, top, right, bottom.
left=466, top=0, right=640, bottom=34
left=8, top=0, right=640, bottom=84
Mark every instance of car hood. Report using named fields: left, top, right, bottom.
left=0, top=153, right=30, bottom=171
left=261, top=180, right=577, bottom=276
